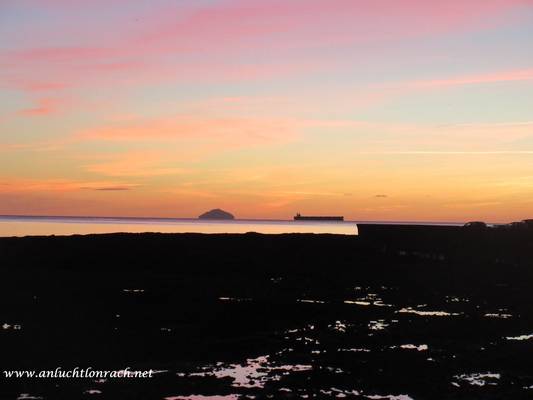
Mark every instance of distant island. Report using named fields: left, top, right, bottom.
left=198, top=209, right=235, bottom=220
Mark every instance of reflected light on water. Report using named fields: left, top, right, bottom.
left=0, top=216, right=358, bottom=237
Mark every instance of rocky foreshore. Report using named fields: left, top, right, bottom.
left=1, top=225, right=533, bottom=399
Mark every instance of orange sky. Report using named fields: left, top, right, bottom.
left=1, top=0, right=533, bottom=222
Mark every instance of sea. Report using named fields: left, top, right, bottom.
left=0, top=215, right=358, bottom=236
left=0, top=215, right=465, bottom=237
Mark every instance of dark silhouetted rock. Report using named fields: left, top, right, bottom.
left=522, top=219, right=533, bottom=228
left=502, top=221, right=527, bottom=230
left=3, top=225, right=533, bottom=399
left=463, top=221, right=487, bottom=229
left=198, top=208, right=235, bottom=220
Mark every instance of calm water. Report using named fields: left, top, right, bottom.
left=0, top=215, right=360, bottom=236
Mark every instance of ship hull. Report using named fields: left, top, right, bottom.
left=294, top=216, right=344, bottom=221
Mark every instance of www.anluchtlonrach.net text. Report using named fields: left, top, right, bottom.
left=3, top=367, right=155, bottom=379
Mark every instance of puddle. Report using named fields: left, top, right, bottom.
left=345, top=292, right=394, bottom=308
left=84, top=389, right=102, bottom=394
left=275, top=348, right=294, bottom=356
left=344, top=300, right=371, bottom=306
left=295, top=336, right=320, bottom=345
left=283, top=325, right=319, bottom=344
left=329, top=320, right=347, bottom=333
left=338, top=348, right=371, bottom=353
left=218, top=297, right=252, bottom=302
left=391, top=344, right=428, bottom=351
left=17, top=395, right=42, bottom=400
left=165, top=396, right=239, bottom=400
left=320, top=388, right=362, bottom=396
left=285, top=324, right=315, bottom=334
left=325, top=366, right=344, bottom=374
left=445, top=296, right=469, bottom=303
left=453, top=372, right=500, bottom=386
left=297, top=299, right=326, bottom=304
left=505, top=334, right=533, bottom=341
left=2, top=323, right=22, bottom=330
left=368, top=320, right=389, bottom=331
left=152, top=370, right=168, bottom=375
left=397, top=308, right=461, bottom=317
left=484, top=313, right=512, bottom=319
left=373, top=301, right=394, bottom=307
left=326, top=389, right=413, bottom=399
left=178, top=355, right=312, bottom=389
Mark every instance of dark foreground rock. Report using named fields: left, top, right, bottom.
left=1, top=225, right=533, bottom=399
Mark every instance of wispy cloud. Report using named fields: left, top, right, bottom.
left=362, top=151, right=533, bottom=155
left=77, top=115, right=302, bottom=149
left=14, top=81, right=69, bottom=92
left=0, top=178, right=139, bottom=193
left=83, top=152, right=187, bottom=178
left=88, top=186, right=134, bottom=191
left=18, top=98, right=61, bottom=116
left=394, top=68, right=533, bottom=90
left=328, top=120, right=533, bottom=153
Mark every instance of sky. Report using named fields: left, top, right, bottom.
left=1, top=0, right=533, bottom=222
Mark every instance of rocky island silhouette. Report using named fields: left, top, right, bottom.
left=198, top=208, right=235, bottom=220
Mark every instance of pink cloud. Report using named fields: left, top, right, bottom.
left=404, top=68, right=533, bottom=88
left=2, top=0, right=529, bottom=97
left=14, top=0, right=130, bottom=5
left=77, top=115, right=302, bottom=149
left=320, top=67, right=533, bottom=111
left=18, top=98, right=61, bottom=116
left=139, top=0, right=530, bottom=51
left=17, top=81, right=69, bottom=92
left=10, top=46, right=114, bottom=63
left=157, top=0, right=533, bottom=68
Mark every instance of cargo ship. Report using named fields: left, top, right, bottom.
left=294, top=213, right=344, bottom=221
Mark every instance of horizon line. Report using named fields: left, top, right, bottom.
left=0, top=213, right=517, bottom=226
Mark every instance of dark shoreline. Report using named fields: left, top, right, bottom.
left=1, top=225, right=533, bottom=399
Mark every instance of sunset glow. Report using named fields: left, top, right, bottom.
left=1, top=0, right=533, bottom=222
